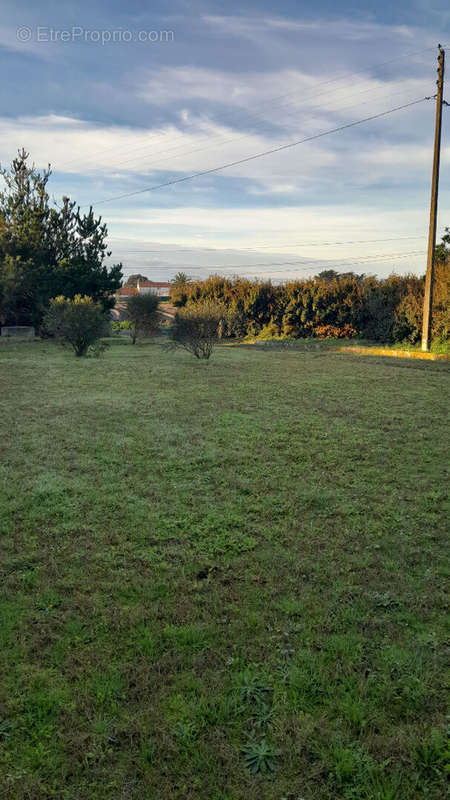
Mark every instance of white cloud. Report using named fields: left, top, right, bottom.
left=0, top=112, right=337, bottom=191
left=0, top=13, right=446, bottom=281
left=102, top=207, right=433, bottom=280
left=360, top=144, right=450, bottom=167
left=0, top=96, right=440, bottom=195
left=201, top=14, right=428, bottom=55
left=138, top=64, right=429, bottom=123
left=105, top=204, right=430, bottom=262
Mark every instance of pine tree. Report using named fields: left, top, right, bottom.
left=0, top=149, right=122, bottom=327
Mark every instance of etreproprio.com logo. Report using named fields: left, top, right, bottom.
left=17, top=26, right=175, bottom=45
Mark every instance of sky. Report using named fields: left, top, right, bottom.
left=0, top=0, right=449, bottom=282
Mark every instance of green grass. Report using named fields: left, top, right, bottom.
left=0, top=340, right=449, bottom=799
left=241, top=335, right=449, bottom=355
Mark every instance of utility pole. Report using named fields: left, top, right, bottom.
left=422, top=46, right=445, bottom=351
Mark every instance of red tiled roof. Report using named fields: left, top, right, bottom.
left=138, top=280, right=171, bottom=289
left=116, top=287, right=138, bottom=295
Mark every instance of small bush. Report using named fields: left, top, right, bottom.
left=254, top=323, right=283, bottom=341
left=125, top=293, right=160, bottom=343
left=168, top=302, right=223, bottom=359
left=393, top=290, right=423, bottom=344
left=43, top=295, right=109, bottom=356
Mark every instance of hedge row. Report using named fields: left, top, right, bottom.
left=170, top=261, right=449, bottom=343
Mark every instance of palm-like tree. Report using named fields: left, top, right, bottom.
left=170, top=272, right=192, bottom=307
left=171, top=271, right=191, bottom=287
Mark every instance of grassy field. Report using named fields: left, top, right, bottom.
left=0, top=339, right=449, bottom=799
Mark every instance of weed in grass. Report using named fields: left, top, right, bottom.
left=236, top=666, right=272, bottom=710
left=241, top=738, right=281, bottom=774
left=337, top=689, right=372, bottom=735
left=414, top=726, right=449, bottom=779
left=251, top=701, right=274, bottom=731
left=364, top=772, right=405, bottom=800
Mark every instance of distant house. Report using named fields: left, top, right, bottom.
left=114, top=280, right=171, bottom=301
left=137, top=280, right=171, bottom=297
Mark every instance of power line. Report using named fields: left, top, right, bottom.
left=59, top=42, right=442, bottom=173
left=242, top=235, right=426, bottom=250
left=85, top=96, right=431, bottom=207
left=115, top=235, right=426, bottom=253
left=81, top=66, right=431, bottom=176
left=87, top=81, right=430, bottom=178
left=241, top=250, right=426, bottom=276
left=116, top=249, right=425, bottom=275
left=122, top=249, right=424, bottom=269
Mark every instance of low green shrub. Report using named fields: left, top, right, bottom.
left=167, top=302, right=223, bottom=359
left=43, top=295, right=109, bottom=356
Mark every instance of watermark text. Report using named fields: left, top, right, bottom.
left=17, top=26, right=175, bottom=45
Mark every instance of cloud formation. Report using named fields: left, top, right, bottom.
left=0, top=3, right=448, bottom=279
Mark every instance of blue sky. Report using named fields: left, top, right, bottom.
left=0, top=0, right=449, bottom=281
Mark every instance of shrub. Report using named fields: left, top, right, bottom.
left=391, top=260, right=449, bottom=345
left=253, top=323, right=282, bottom=341
left=125, top=293, right=159, bottom=343
left=359, top=278, right=400, bottom=342
left=168, top=302, right=223, bottom=359
left=430, top=256, right=450, bottom=343
left=393, top=291, right=423, bottom=344
left=313, top=323, right=357, bottom=339
left=43, top=295, right=109, bottom=356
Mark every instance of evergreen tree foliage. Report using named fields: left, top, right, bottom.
left=0, top=149, right=122, bottom=328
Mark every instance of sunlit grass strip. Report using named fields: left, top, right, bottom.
left=338, top=345, right=450, bottom=360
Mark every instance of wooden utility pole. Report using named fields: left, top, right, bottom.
left=422, top=46, right=445, bottom=351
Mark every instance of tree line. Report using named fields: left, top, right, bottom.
left=1, top=151, right=448, bottom=350
left=170, top=251, right=449, bottom=345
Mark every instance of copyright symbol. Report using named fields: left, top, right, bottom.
left=16, top=26, right=32, bottom=42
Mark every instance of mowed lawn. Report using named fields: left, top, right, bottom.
left=0, top=340, right=448, bottom=800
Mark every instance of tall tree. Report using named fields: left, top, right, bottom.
left=316, top=270, right=339, bottom=282
left=169, top=272, right=192, bottom=306
left=0, top=149, right=122, bottom=327
left=124, top=274, right=149, bottom=288
left=125, top=292, right=160, bottom=343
